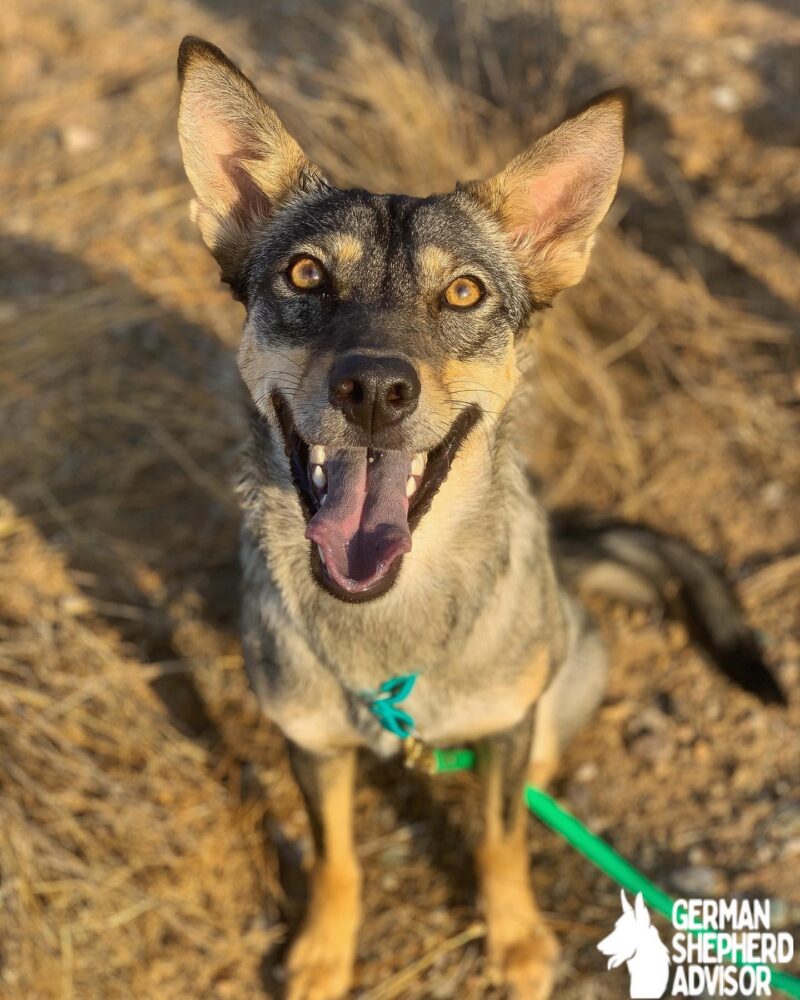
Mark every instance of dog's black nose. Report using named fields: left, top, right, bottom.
left=328, top=354, right=420, bottom=433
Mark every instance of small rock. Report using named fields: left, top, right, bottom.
left=688, top=846, right=707, bottom=866
left=575, top=762, right=598, bottom=783
left=711, top=86, right=741, bottom=113
left=685, top=51, right=711, bottom=77
left=768, top=899, right=800, bottom=930
left=61, top=123, right=99, bottom=154
left=669, top=866, right=721, bottom=896
left=784, top=837, right=800, bottom=858
left=380, top=841, right=411, bottom=866
left=758, top=801, right=800, bottom=843
left=761, top=481, right=786, bottom=510
left=729, top=37, right=756, bottom=62
left=630, top=730, right=675, bottom=764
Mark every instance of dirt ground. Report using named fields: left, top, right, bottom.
left=1, top=0, right=799, bottom=997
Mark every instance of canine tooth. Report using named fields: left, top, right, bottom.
left=406, top=476, right=417, bottom=498
left=317, top=545, right=326, bottom=566
left=411, top=454, right=425, bottom=477
left=312, top=465, right=326, bottom=489
left=310, top=445, right=326, bottom=465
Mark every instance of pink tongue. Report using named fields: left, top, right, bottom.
left=305, top=449, right=413, bottom=593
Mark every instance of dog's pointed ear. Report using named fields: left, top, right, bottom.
left=634, top=892, right=651, bottom=926
left=177, top=37, right=325, bottom=292
left=620, top=890, right=633, bottom=914
left=464, top=91, right=626, bottom=307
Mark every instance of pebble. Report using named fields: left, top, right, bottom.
left=758, top=801, right=800, bottom=843
left=379, top=842, right=411, bottom=866
left=381, top=873, right=399, bottom=892
left=575, top=762, right=599, bottom=783
left=729, top=37, right=756, bottom=62
left=629, top=730, right=675, bottom=764
left=784, top=837, right=800, bottom=858
left=711, top=86, right=742, bottom=113
left=61, top=123, right=99, bottom=154
left=761, top=481, right=786, bottom=510
left=688, top=846, right=707, bottom=866
left=669, top=865, right=721, bottom=896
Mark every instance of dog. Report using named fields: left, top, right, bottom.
left=175, top=37, right=785, bottom=1000
left=597, top=891, right=671, bottom=999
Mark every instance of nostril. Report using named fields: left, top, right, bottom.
left=331, top=378, right=363, bottom=404
left=386, top=382, right=409, bottom=408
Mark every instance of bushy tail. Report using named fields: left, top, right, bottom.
left=550, top=509, right=786, bottom=705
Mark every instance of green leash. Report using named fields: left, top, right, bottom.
left=361, top=676, right=800, bottom=998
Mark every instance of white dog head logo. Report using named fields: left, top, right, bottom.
left=597, top=890, right=670, bottom=999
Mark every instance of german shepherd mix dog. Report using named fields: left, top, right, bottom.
left=176, top=38, right=784, bottom=1000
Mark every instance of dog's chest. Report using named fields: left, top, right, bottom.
left=295, top=575, right=556, bottom=752
left=395, top=646, right=551, bottom=747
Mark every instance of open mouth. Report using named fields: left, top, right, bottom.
left=272, top=395, right=481, bottom=602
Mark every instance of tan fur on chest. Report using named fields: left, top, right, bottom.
left=415, top=646, right=551, bottom=745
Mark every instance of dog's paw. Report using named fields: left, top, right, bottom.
left=285, top=870, right=360, bottom=1000
left=486, top=917, right=560, bottom=1000
left=286, top=927, right=355, bottom=1000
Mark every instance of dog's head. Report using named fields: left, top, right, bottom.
left=177, top=37, right=625, bottom=602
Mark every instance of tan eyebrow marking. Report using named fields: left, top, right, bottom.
left=327, top=233, right=364, bottom=267
left=417, top=245, right=456, bottom=287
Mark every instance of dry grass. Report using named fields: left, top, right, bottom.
left=1, top=0, right=799, bottom=997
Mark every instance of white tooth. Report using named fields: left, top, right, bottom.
left=406, top=476, right=417, bottom=498
left=312, top=465, right=326, bottom=489
left=310, top=445, right=326, bottom=465
left=317, top=545, right=326, bottom=566
left=411, top=454, right=426, bottom=477
left=320, top=493, right=327, bottom=505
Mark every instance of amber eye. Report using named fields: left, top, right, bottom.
left=288, top=256, right=326, bottom=290
left=443, top=276, right=483, bottom=309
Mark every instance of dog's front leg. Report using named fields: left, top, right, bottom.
left=286, top=743, right=361, bottom=1000
left=476, top=711, right=560, bottom=999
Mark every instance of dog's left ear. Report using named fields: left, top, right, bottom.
left=177, top=37, right=325, bottom=294
left=465, top=91, right=626, bottom=307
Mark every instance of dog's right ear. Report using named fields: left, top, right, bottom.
left=620, top=890, right=632, bottom=914
left=464, top=92, right=626, bottom=308
left=177, top=37, right=324, bottom=294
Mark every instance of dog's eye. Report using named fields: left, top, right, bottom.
left=443, top=276, right=483, bottom=309
left=288, top=256, right=326, bottom=291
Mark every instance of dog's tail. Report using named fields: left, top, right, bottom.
left=550, top=509, right=786, bottom=705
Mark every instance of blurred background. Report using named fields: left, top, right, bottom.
left=1, top=0, right=799, bottom=996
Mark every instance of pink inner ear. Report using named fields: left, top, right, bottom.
left=188, top=95, right=271, bottom=218
left=184, top=90, right=244, bottom=207
left=509, top=158, right=589, bottom=245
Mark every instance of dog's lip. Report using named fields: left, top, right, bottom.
left=271, top=393, right=481, bottom=602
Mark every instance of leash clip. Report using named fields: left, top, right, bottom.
left=403, top=735, right=438, bottom=774
left=360, top=672, right=436, bottom=774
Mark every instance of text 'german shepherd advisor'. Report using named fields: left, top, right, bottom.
left=176, top=37, right=784, bottom=1000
